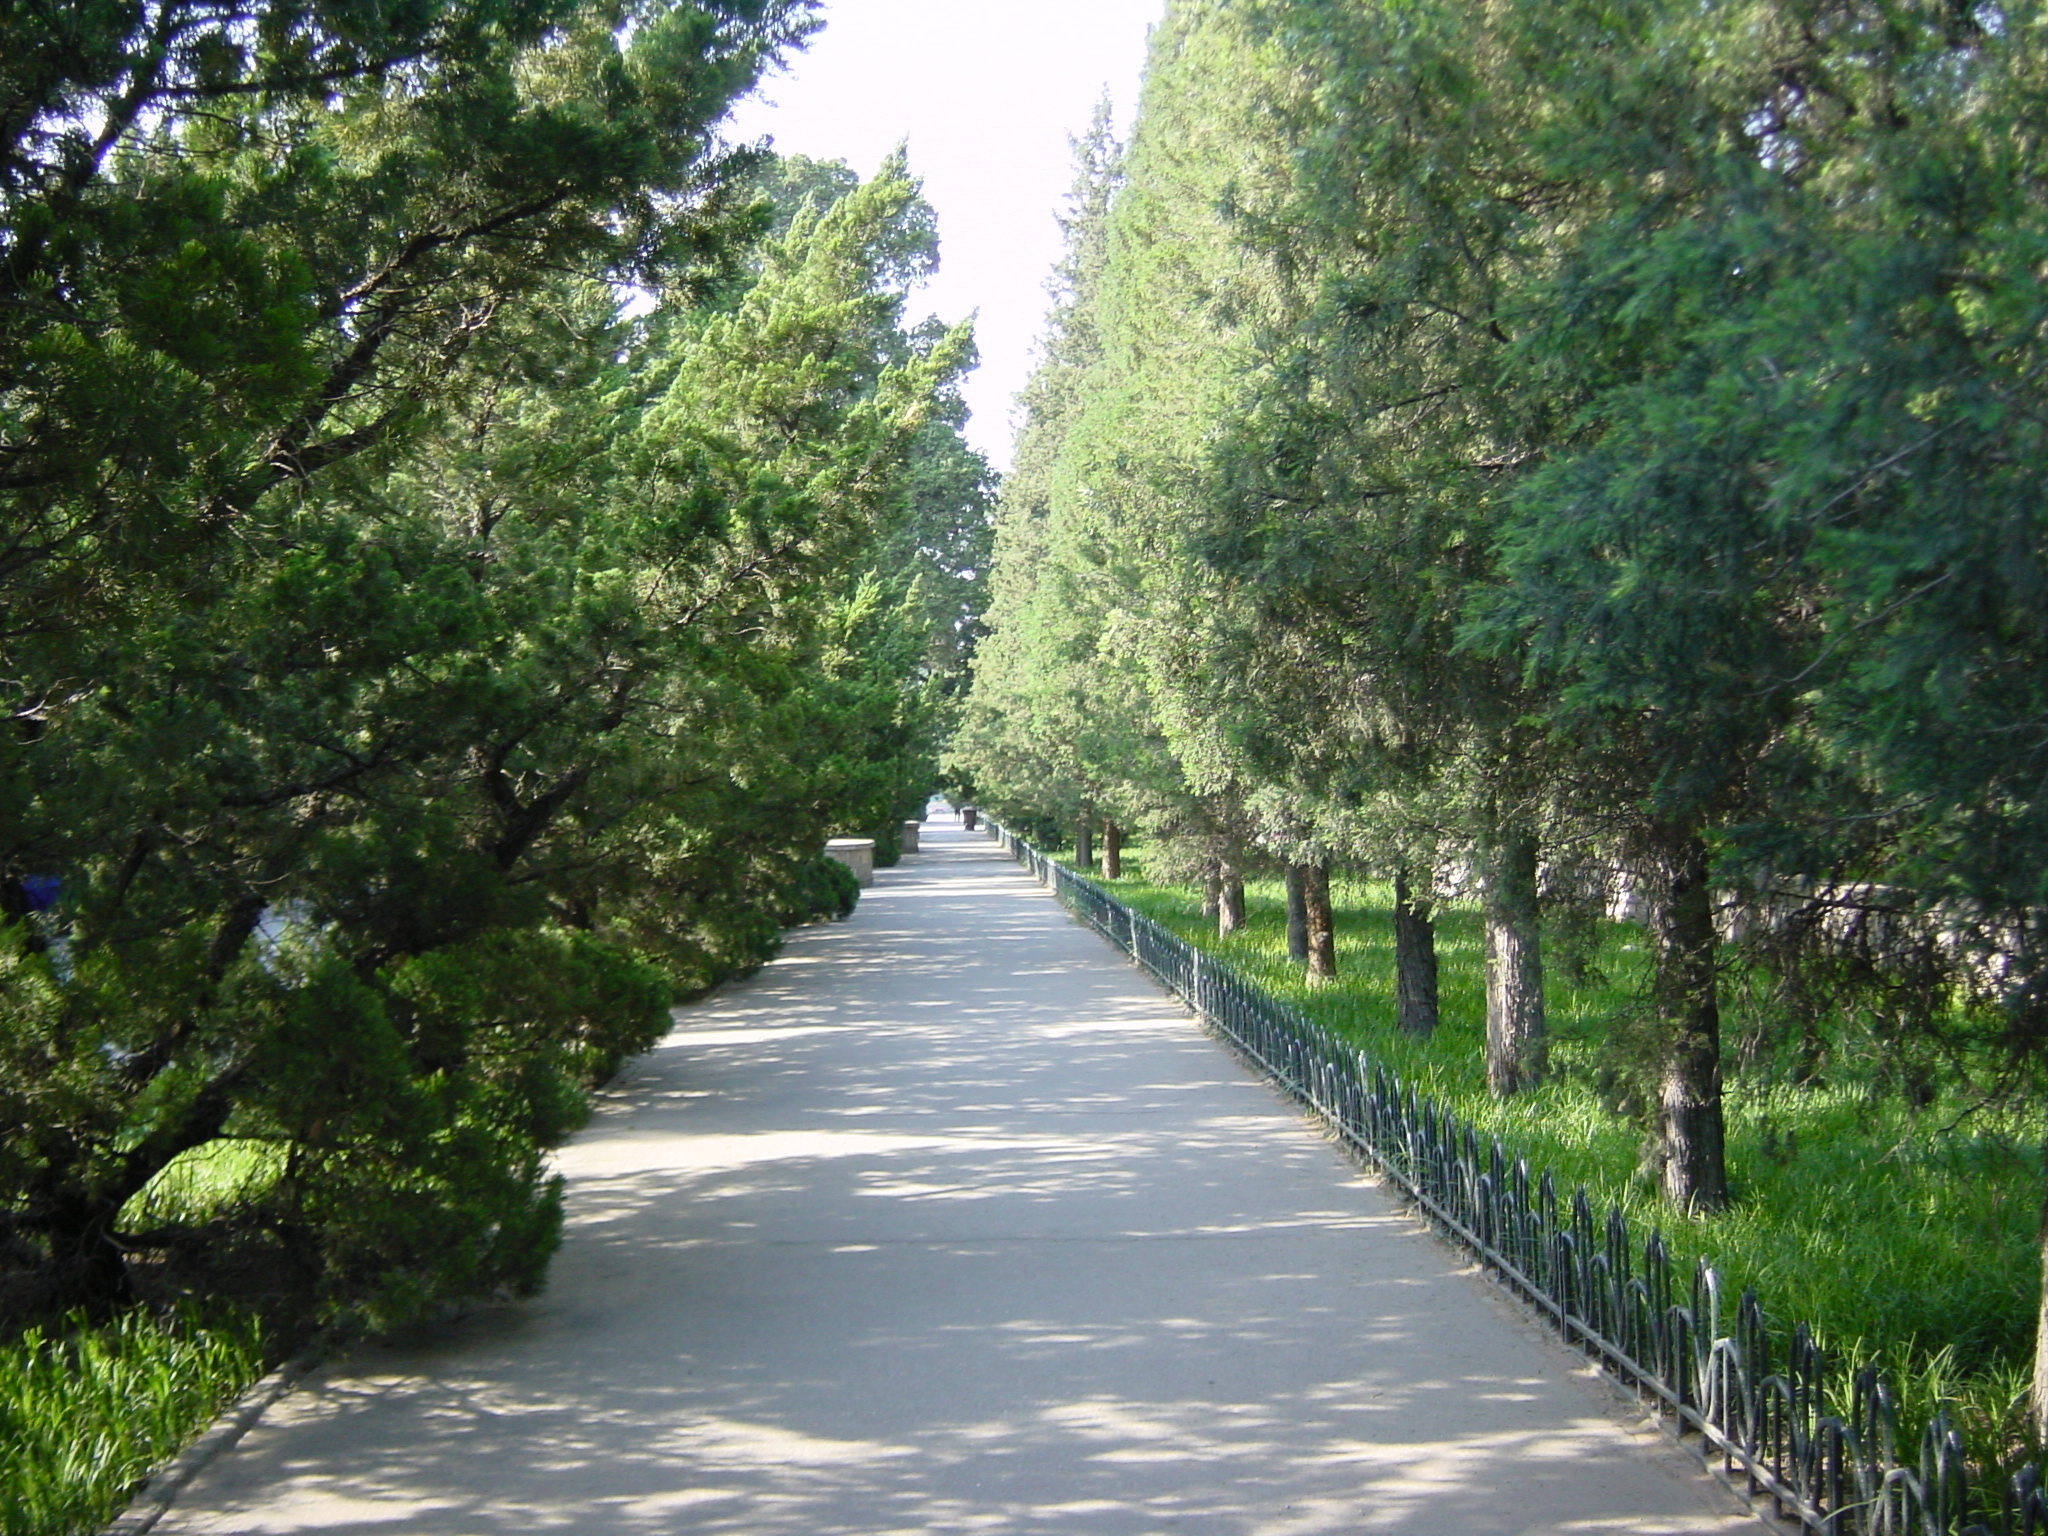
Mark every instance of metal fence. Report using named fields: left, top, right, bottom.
left=985, top=819, right=2048, bottom=1536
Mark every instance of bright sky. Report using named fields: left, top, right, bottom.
left=725, top=0, right=1162, bottom=471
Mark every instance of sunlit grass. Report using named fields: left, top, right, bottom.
left=119, top=1139, right=288, bottom=1231
left=1086, top=846, right=2040, bottom=1462
left=0, top=1308, right=266, bottom=1536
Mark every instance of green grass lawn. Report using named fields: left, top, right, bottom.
left=1083, top=844, right=2041, bottom=1465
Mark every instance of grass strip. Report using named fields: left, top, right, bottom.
left=0, top=1309, right=266, bottom=1536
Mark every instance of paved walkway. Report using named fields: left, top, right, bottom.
left=157, top=814, right=1757, bottom=1536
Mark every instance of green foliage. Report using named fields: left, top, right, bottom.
left=0, top=7, right=988, bottom=1523
left=0, top=0, right=819, bottom=647
left=0, top=0, right=985, bottom=1352
left=955, top=84, right=1214, bottom=850
left=965, top=0, right=2048, bottom=1417
left=121, top=1142, right=287, bottom=1233
left=774, top=855, right=861, bottom=926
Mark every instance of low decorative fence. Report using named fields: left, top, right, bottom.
left=986, top=819, right=2047, bottom=1536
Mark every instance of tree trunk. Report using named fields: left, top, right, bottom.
left=1484, top=831, right=1546, bottom=1094
left=1101, top=819, right=1122, bottom=880
left=1202, top=863, right=1221, bottom=921
left=1303, top=860, right=1337, bottom=984
left=1217, top=858, right=1246, bottom=936
left=1652, top=829, right=1730, bottom=1213
left=1284, top=864, right=1310, bottom=962
left=41, top=1192, right=137, bottom=1314
left=1792, top=1009, right=1826, bottom=1088
left=34, top=1040, right=250, bottom=1313
left=1075, top=815, right=1093, bottom=871
left=1394, top=867, right=1439, bottom=1036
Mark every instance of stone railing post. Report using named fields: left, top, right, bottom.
left=824, top=837, right=876, bottom=888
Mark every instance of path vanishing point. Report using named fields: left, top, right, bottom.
left=152, top=811, right=1761, bottom=1536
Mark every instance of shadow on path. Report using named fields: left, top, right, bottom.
left=156, top=816, right=1758, bottom=1536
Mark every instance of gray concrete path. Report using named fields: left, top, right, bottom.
left=155, top=814, right=1759, bottom=1536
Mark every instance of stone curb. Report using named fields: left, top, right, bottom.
left=103, top=1338, right=326, bottom=1536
